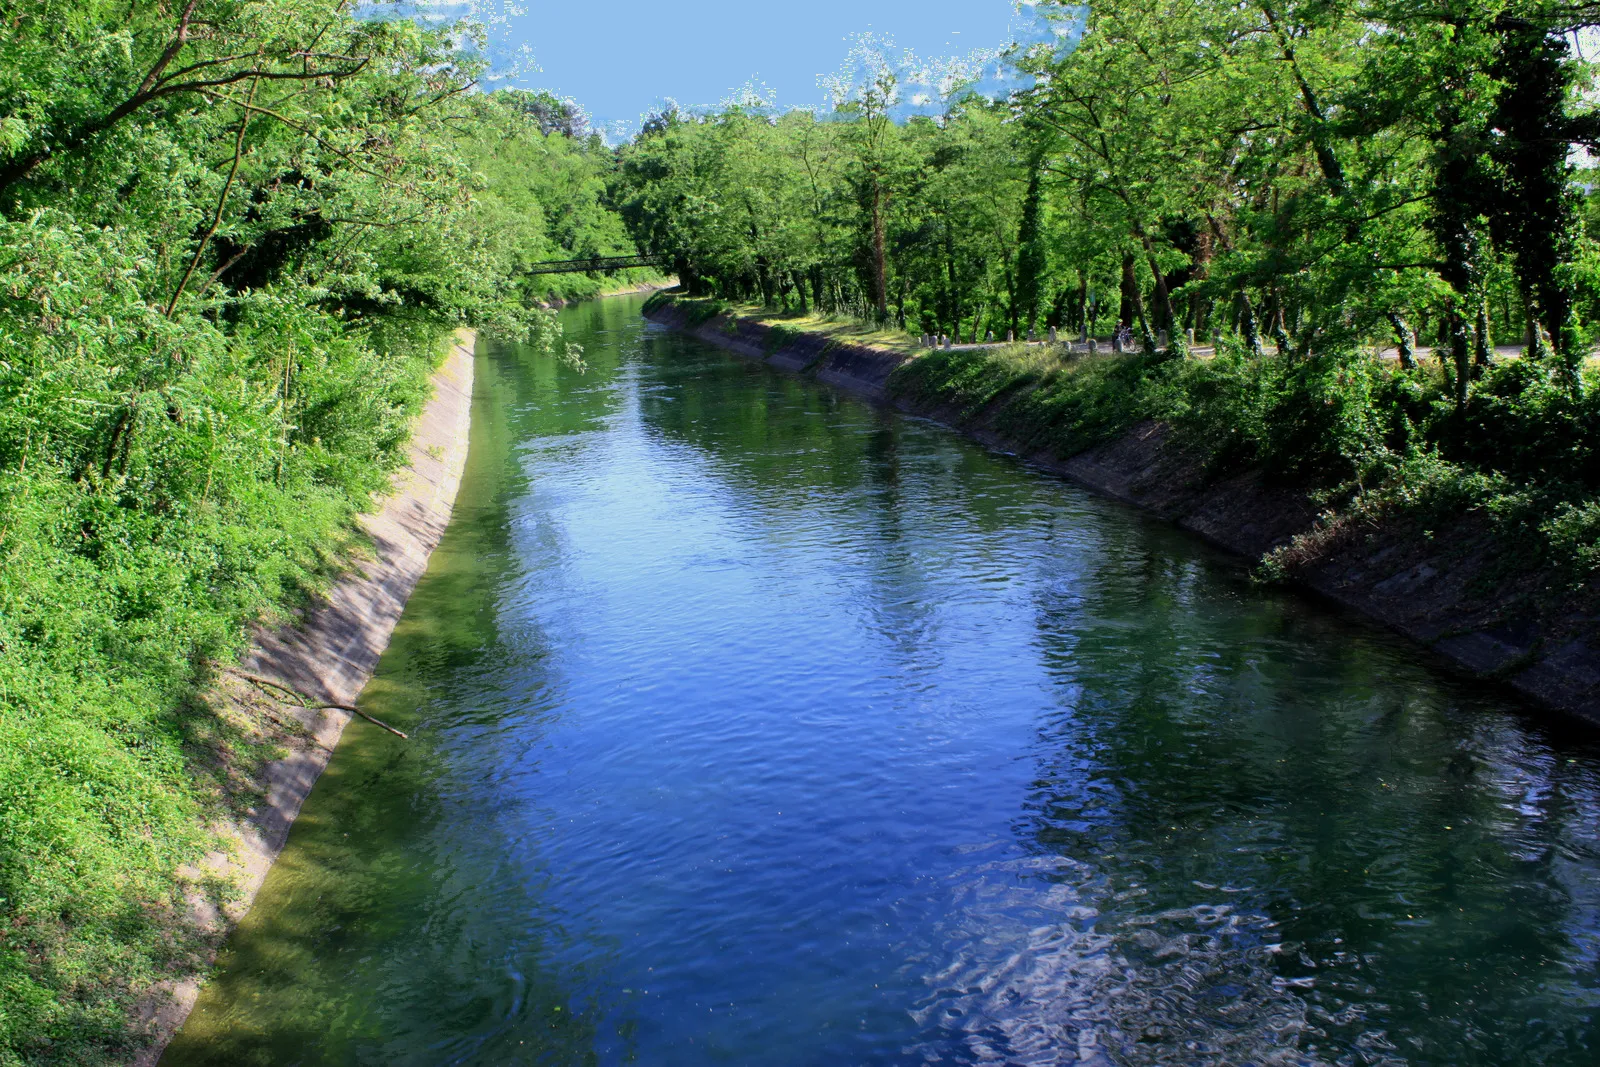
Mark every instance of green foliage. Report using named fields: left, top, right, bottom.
left=616, top=0, right=1600, bottom=590
left=457, top=91, right=657, bottom=304
left=1438, top=357, right=1600, bottom=486
left=615, top=101, right=1034, bottom=337
left=892, top=335, right=1600, bottom=584
left=762, top=324, right=804, bottom=355
left=614, top=1, right=1600, bottom=386
left=892, top=346, right=1046, bottom=421
left=1176, top=350, right=1410, bottom=484
left=0, top=2, right=641, bottom=1061
left=893, top=345, right=1185, bottom=457
left=640, top=290, right=679, bottom=315
left=1002, top=354, right=1189, bottom=459
left=1541, top=497, right=1600, bottom=575
left=683, top=298, right=732, bottom=328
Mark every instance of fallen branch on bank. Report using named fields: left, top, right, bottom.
left=223, top=667, right=409, bottom=739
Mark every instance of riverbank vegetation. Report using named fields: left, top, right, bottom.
left=619, top=1, right=1600, bottom=584
left=0, top=3, right=646, bottom=1062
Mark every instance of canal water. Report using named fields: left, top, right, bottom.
left=165, top=294, right=1600, bottom=1066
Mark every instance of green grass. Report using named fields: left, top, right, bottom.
left=645, top=293, right=925, bottom=353
left=892, top=343, right=1188, bottom=456
left=0, top=330, right=448, bottom=1066
left=650, top=294, right=1600, bottom=633
left=889, top=338, right=1600, bottom=594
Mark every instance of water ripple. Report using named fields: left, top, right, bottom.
left=166, top=295, right=1600, bottom=1067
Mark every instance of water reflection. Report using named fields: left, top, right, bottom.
left=165, top=336, right=623, bottom=1065
left=169, top=295, right=1600, bottom=1066
left=920, top=529, right=1600, bottom=1065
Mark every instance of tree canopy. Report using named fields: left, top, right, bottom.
left=615, top=0, right=1600, bottom=387
left=15, top=0, right=1600, bottom=1059
left=0, top=4, right=649, bottom=1060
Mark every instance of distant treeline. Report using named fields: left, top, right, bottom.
left=0, top=2, right=642, bottom=1061
left=619, top=2, right=1600, bottom=628
left=614, top=0, right=1600, bottom=398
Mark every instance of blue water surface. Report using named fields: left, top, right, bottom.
left=165, top=295, right=1600, bottom=1066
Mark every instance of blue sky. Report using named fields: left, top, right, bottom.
left=492, top=1, right=1024, bottom=134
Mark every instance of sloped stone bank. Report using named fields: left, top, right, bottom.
left=135, top=330, right=477, bottom=1063
left=645, top=302, right=1600, bottom=729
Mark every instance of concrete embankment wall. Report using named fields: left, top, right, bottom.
left=135, top=329, right=477, bottom=1063
left=539, top=278, right=677, bottom=309
left=646, top=302, right=1600, bottom=729
left=649, top=306, right=907, bottom=400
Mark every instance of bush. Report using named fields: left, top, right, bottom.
left=684, top=298, right=732, bottom=328
left=891, top=341, right=1600, bottom=582
left=1176, top=348, right=1420, bottom=484
left=640, top=289, right=679, bottom=315
left=1437, top=358, right=1600, bottom=487
left=0, top=316, right=441, bottom=1064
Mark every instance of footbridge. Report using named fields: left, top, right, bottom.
left=526, top=253, right=671, bottom=275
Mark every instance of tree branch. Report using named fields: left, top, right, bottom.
left=167, top=80, right=257, bottom=317
left=134, top=0, right=203, bottom=98
left=205, top=93, right=408, bottom=185
left=224, top=667, right=409, bottom=739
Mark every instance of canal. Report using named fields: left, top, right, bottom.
left=165, top=294, right=1600, bottom=1065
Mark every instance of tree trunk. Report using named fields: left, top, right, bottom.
left=1239, top=289, right=1264, bottom=356
left=1118, top=254, right=1138, bottom=332
left=871, top=179, right=889, bottom=318
left=1189, top=229, right=1213, bottom=335
left=1133, top=290, right=1155, bottom=353
left=1473, top=300, right=1493, bottom=372
left=1134, top=225, right=1177, bottom=336
left=1264, top=289, right=1293, bottom=355
left=1388, top=313, right=1418, bottom=370
left=756, top=257, right=773, bottom=307
left=1260, top=1, right=1346, bottom=195
left=1015, top=151, right=1047, bottom=332
left=1446, top=304, right=1471, bottom=407
left=1005, top=263, right=1019, bottom=338
left=945, top=225, right=962, bottom=338
left=1048, top=286, right=1069, bottom=330
left=1491, top=19, right=1581, bottom=389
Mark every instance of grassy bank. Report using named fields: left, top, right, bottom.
left=641, top=293, right=923, bottom=354
left=651, top=292, right=1600, bottom=636
left=894, top=340, right=1600, bottom=589
left=0, top=4, right=660, bottom=1058
left=0, top=325, right=451, bottom=1065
